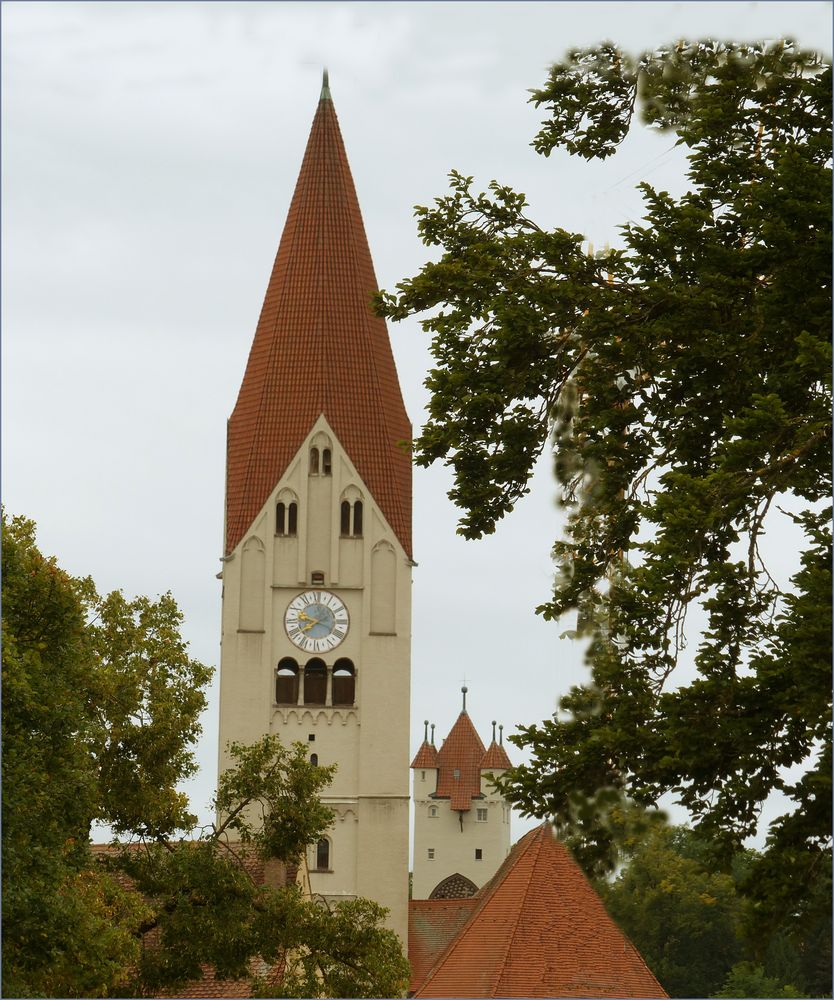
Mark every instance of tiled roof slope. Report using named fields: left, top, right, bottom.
left=480, top=740, right=512, bottom=770
left=408, top=899, right=478, bottom=995
left=412, top=823, right=667, bottom=998
left=434, top=712, right=486, bottom=811
left=411, top=740, right=439, bottom=769
left=225, top=84, right=412, bottom=556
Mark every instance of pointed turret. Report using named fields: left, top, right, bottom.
left=435, top=710, right=487, bottom=812
left=225, top=77, right=411, bottom=556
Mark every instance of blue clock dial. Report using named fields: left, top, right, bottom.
left=284, top=590, right=350, bottom=653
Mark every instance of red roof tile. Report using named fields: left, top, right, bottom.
left=412, top=824, right=667, bottom=998
left=225, top=86, right=412, bottom=556
left=411, top=741, right=439, bottom=769
left=408, top=899, right=478, bottom=994
left=480, top=740, right=512, bottom=770
left=434, top=712, right=486, bottom=811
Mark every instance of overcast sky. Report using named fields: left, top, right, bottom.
left=3, top=1, right=830, bottom=846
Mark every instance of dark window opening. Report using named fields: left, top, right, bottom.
left=475, top=849, right=483, bottom=860
left=308, top=734, right=315, bottom=742
left=311, top=571, right=325, bottom=585
left=340, top=500, right=351, bottom=536
left=322, top=449, right=332, bottom=475
left=316, top=838, right=330, bottom=871
left=275, top=657, right=299, bottom=704
left=276, top=501, right=298, bottom=537
left=353, top=500, right=363, bottom=536
left=309, top=448, right=319, bottom=475
left=332, top=658, right=355, bottom=706
left=304, top=658, right=327, bottom=705
left=310, top=753, right=318, bottom=767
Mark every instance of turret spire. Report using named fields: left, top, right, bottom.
left=320, top=67, right=331, bottom=101
left=461, top=685, right=468, bottom=713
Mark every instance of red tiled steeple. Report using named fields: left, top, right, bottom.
left=411, top=824, right=668, bottom=998
left=225, top=77, right=412, bottom=556
left=434, top=712, right=487, bottom=812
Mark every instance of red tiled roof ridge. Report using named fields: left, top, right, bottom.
left=489, top=825, right=546, bottom=998
left=410, top=827, right=540, bottom=996
left=225, top=88, right=412, bottom=556
left=413, top=823, right=668, bottom=998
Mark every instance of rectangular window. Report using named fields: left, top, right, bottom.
left=477, top=808, right=488, bottom=822
left=475, top=849, right=483, bottom=860
left=427, top=848, right=435, bottom=860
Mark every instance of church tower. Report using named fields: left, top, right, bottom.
left=217, top=74, right=412, bottom=945
left=411, top=690, right=513, bottom=900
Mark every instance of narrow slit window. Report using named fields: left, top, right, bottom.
left=353, top=500, right=363, bottom=536
left=288, top=502, right=298, bottom=535
left=340, top=500, right=351, bottom=536
left=322, top=448, right=332, bottom=475
left=276, top=502, right=286, bottom=535
left=316, top=838, right=330, bottom=871
left=309, top=448, right=319, bottom=475
left=310, top=753, right=318, bottom=767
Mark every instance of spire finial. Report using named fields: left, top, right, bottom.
left=492, top=720, right=497, bottom=742
left=423, top=720, right=429, bottom=743
left=430, top=723, right=435, bottom=746
left=461, top=685, right=468, bottom=713
left=320, top=68, right=331, bottom=101
left=499, top=723, right=504, bottom=746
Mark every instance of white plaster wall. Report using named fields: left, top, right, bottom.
left=217, top=416, right=411, bottom=947
left=411, top=769, right=511, bottom=900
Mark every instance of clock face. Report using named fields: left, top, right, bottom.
left=284, top=590, right=350, bottom=653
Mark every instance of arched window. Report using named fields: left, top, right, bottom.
left=429, top=873, right=478, bottom=900
left=277, top=492, right=298, bottom=536
left=428, top=806, right=439, bottom=819
left=322, top=448, right=332, bottom=475
left=316, top=837, right=330, bottom=871
left=332, top=658, right=355, bottom=706
left=309, top=448, right=319, bottom=475
left=339, top=494, right=363, bottom=537
left=310, top=753, right=318, bottom=767
left=304, top=658, right=327, bottom=705
left=275, top=657, right=299, bottom=704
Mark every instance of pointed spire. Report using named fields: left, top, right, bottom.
left=423, top=719, right=429, bottom=742
left=320, top=67, right=331, bottom=101
left=430, top=723, right=436, bottom=746
left=492, top=720, right=497, bottom=742
left=499, top=723, right=504, bottom=745
left=226, top=81, right=412, bottom=557
left=461, top=685, right=468, bottom=713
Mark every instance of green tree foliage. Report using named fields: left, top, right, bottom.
left=2, top=513, right=409, bottom=998
left=598, top=825, right=815, bottom=998
left=377, top=38, right=831, bottom=960
left=713, top=962, right=807, bottom=999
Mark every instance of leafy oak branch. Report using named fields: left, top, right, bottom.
left=377, top=38, right=831, bottom=962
